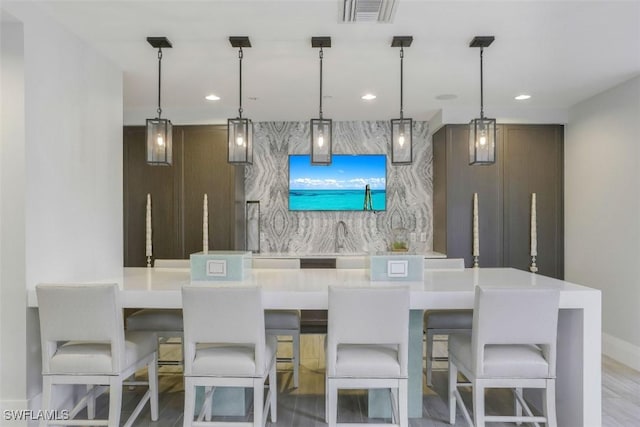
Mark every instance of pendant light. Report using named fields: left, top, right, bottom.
left=469, top=36, right=496, bottom=165
left=228, top=36, right=253, bottom=165
left=310, top=37, right=332, bottom=165
left=145, top=37, right=173, bottom=166
left=390, top=36, right=413, bottom=165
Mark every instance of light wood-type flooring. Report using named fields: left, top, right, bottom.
left=82, top=335, right=639, bottom=426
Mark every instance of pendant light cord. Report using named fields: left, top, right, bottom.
left=238, top=47, right=243, bottom=118
left=157, top=48, right=163, bottom=118
left=400, top=45, right=404, bottom=120
left=319, top=47, right=324, bottom=119
left=480, top=47, right=484, bottom=119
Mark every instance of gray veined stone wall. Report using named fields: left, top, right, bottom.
left=245, top=121, right=432, bottom=254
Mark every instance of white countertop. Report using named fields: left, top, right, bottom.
left=27, top=267, right=598, bottom=310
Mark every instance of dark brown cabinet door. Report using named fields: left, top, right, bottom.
left=503, top=125, right=564, bottom=278
left=123, top=125, right=243, bottom=267
left=123, top=127, right=183, bottom=266
left=433, top=125, right=503, bottom=268
left=181, top=125, right=238, bottom=255
left=432, top=124, right=563, bottom=278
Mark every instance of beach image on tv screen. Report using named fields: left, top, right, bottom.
left=288, top=154, right=386, bottom=211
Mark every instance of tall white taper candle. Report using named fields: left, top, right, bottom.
left=472, top=193, right=479, bottom=258
left=145, top=193, right=152, bottom=265
left=531, top=193, right=537, bottom=257
left=203, top=194, right=209, bottom=253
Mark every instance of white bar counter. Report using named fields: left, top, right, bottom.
left=28, top=267, right=601, bottom=425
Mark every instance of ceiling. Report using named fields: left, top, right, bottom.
left=30, top=0, right=640, bottom=124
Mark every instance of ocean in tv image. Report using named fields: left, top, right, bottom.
left=289, top=154, right=387, bottom=211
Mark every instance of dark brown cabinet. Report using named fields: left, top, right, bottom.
left=123, top=125, right=245, bottom=267
left=432, top=124, right=564, bottom=278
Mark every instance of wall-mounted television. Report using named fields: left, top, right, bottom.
left=288, top=154, right=386, bottom=211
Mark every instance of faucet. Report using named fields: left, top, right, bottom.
left=335, top=221, right=348, bottom=253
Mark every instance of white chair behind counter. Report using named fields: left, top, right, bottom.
left=36, top=283, right=158, bottom=427
left=182, top=285, right=277, bottom=427
left=126, top=259, right=187, bottom=367
left=448, top=286, right=560, bottom=427
left=423, top=258, right=472, bottom=387
left=326, top=286, right=410, bottom=427
left=253, top=257, right=301, bottom=388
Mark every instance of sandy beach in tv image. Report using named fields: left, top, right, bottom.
left=288, top=155, right=387, bottom=211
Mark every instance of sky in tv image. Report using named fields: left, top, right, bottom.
left=289, top=155, right=386, bottom=211
left=289, top=155, right=386, bottom=190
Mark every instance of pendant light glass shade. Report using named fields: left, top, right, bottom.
left=228, top=37, right=253, bottom=165
left=311, top=37, right=332, bottom=165
left=228, top=117, right=253, bottom=164
left=391, top=118, right=412, bottom=164
left=145, top=37, right=172, bottom=166
left=146, top=118, right=173, bottom=165
left=390, top=36, right=413, bottom=165
left=469, top=36, right=496, bottom=165
left=469, top=117, right=496, bottom=165
left=310, top=118, right=332, bottom=165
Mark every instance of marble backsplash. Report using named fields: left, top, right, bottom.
left=244, top=121, right=432, bottom=254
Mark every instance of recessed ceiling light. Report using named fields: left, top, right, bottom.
left=361, top=93, right=376, bottom=101
left=435, top=94, right=457, bottom=100
left=515, top=94, right=531, bottom=100
left=205, top=94, right=220, bottom=101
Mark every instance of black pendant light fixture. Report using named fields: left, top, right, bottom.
left=310, top=37, right=332, bottom=165
left=469, top=36, right=496, bottom=165
left=390, top=36, right=413, bottom=165
left=228, top=36, right=253, bottom=165
left=145, top=37, right=173, bottom=166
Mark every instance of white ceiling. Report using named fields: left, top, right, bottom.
left=31, top=0, right=640, bottom=124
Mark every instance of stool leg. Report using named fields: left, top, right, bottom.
left=514, top=387, right=523, bottom=425
left=253, top=378, right=264, bottom=427
left=399, top=378, right=408, bottom=427
left=183, top=378, right=196, bottom=427
left=148, top=353, right=159, bottom=421
left=40, top=377, right=53, bottom=427
left=86, top=384, right=95, bottom=419
left=108, top=377, right=123, bottom=427
left=269, top=362, right=278, bottom=422
left=448, top=361, right=457, bottom=424
left=472, top=381, right=485, bottom=427
left=327, top=379, right=338, bottom=427
left=544, top=379, right=558, bottom=427
left=426, top=330, right=434, bottom=386
left=292, top=331, right=300, bottom=388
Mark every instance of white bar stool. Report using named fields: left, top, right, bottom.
left=423, top=258, right=472, bottom=386
left=448, top=286, right=560, bottom=427
left=126, top=259, right=187, bottom=367
left=326, top=286, right=410, bottom=427
left=182, top=285, right=277, bottom=427
left=254, top=257, right=301, bottom=388
left=36, top=283, right=158, bottom=427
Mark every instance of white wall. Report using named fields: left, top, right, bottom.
left=1, top=15, right=27, bottom=415
left=0, top=1, right=123, bottom=411
left=565, top=75, right=640, bottom=370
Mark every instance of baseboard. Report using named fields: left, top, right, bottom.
left=602, top=332, right=640, bottom=371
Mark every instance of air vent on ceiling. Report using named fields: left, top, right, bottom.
left=342, top=0, right=397, bottom=23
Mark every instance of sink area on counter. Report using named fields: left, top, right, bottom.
left=252, top=251, right=446, bottom=269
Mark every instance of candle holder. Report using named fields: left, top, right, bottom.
left=473, top=255, right=479, bottom=268
left=147, top=256, right=152, bottom=268
left=530, top=256, right=538, bottom=273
